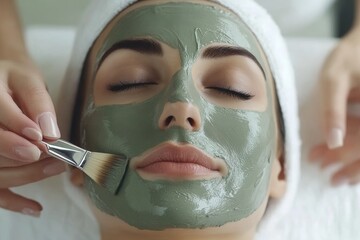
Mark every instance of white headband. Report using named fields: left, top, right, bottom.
left=58, top=0, right=300, bottom=235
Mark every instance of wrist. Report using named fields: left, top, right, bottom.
left=0, top=0, right=28, bottom=62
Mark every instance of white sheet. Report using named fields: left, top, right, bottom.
left=0, top=28, right=358, bottom=240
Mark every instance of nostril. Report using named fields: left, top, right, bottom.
left=165, top=116, right=175, bottom=126
left=187, top=118, right=196, bottom=127
left=158, top=102, right=201, bottom=131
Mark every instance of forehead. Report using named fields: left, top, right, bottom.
left=91, top=1, right=265, bottom=67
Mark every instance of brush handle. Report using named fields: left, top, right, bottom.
left=42, top=140, right=88, bottom=167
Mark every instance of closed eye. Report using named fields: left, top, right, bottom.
left=107, top=82, right=157, bottom=92
left=206, top=87, right=254, bottom=100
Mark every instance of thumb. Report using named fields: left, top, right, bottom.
left=321, top=73, right=350, bottom=149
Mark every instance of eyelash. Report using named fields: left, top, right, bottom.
left=107, top=83, right=254, bottom=100
left=107, top=82, right=157, bottom=92
left=206, top=87, right=254, bottom=100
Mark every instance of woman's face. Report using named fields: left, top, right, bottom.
left=78, top=0, right=284, bottom=231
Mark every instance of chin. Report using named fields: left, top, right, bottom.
left=91, top=195, right=269, bottom=240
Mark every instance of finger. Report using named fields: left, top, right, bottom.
left=309, top=143, right=344, bottom=167
left=348, top=86, right=360, bottom=102
left=0, top=158, right=66, bottom=188
left=0, top=189, right=42, bottom=217
left=349, top=176, right=360, bottom=185
left=310, top=139, right=359, bottom=168
left=0, top=128, right=41, bottom=162
left=319, top=148, right=352, bottom=169
left=0, top=156, right=29, bottom=168
left=0, top=88, right=42, bottom=142
left=309, top=144, right=328, bottom=162
left=9, top=71, right=60, bottom=139
left=321, top=73, right=350, bottom=149
left=331, top=160, right=360, bottom=186
left=346, top=115, right=360, bottom=133
left=309, top=116, right=360, bottom=158
left=0, top=154, right=55, bottom=168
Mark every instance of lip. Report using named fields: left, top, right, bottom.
left=131, top=142, right=228, bottom=181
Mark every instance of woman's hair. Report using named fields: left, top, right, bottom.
left=70, top=55, right=91, bottom=146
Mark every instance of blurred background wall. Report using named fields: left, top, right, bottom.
left=16, top=0, right=353, bottom=37
left=16, top=0, right=89, bottom=27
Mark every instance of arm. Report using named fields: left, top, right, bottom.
left=0, top=0, right=60, bottom=140
left=0, top=0, right=29, bottom=62
left=0, top=0, right=64, bottom=217
left=312, top=0, right=360, bottom=185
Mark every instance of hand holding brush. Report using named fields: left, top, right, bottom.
left=41, top=140, right=129, bottom=194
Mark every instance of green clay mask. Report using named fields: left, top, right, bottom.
left=80, top=2, right=276, bottom=230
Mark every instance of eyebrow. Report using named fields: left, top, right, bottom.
left=98, top=38, right=163, bottom=69
left=202, top=46, right=265, bottom=77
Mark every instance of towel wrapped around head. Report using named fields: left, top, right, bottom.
left=58, top=0, right=300, bottom=235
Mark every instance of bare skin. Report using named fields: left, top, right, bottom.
left=311, top=0, right=360, bottom=185
left=0, top=0, right=63, bottom=217
left=75, top=1, right=286, bottom=239
left=0, top=0, right=359, bottom=222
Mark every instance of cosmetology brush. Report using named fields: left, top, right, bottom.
left=42, top=140, right=129, bottom=194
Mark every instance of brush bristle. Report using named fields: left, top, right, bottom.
left=82, top=152, right=128, bottom=193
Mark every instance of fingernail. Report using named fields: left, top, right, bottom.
left=43, top=161, right=66, bottom=176
left=14, top=146, right=41, bottom=162
left=22, top=127, right=42, bottom=141
left=22, top=208, right=41, bottom=218
left=38, top=112, right=60, bottom=139
left=327, top=128, right=344, bottom=149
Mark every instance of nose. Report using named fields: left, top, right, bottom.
left=158, top=102, right=201, bottom=131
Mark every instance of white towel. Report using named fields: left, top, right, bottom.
left=2, top=29, right=350, bottom=240
left=57, top=0, right=301, bottom=235
left=255, top=0, right=335, bottom=33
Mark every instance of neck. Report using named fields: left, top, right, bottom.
left=100, top=226, right=255, bottom=240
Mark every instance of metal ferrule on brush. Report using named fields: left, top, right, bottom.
left=42, top=140, right=89, bottom=168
